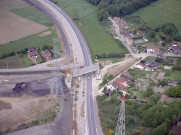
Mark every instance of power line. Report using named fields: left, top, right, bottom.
left=51, top=38, right=64, bottom=104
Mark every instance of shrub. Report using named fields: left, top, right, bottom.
left=165, top=86, right=181, bottom=97
left=95, top=52, right=125, bottom=58
left=158, top=79, right=168, bottom=86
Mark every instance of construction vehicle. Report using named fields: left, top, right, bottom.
left=21, top=83, right=26, bottom=89
left=76, top=83, right=80, bottom=88
left=37, top=80, right=42, bottom=84
left=105, top=127, right=114, bottom=135
left=78, top=76, right=81, bottom=81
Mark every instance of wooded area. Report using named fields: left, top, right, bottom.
left=86, top=0, right=158, bottom=20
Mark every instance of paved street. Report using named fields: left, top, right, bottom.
left=31, top=0, right=98, bottom=135
left=109, top=17, right=181, bottom=58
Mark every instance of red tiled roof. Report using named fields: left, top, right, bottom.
left=113, top=17, right=119, bottom=21
left=146, top=45, right=161, bottom=49
left=115, top=77, right=127, bottom=84
left=122, top=71, right=131, bottom=78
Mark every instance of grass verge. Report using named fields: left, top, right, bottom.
left=128, top=69, right=151, bottom=80
left=55, top=0, right=128, bottom=60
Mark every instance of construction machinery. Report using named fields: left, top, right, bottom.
left=21, top=83, right=26, bottom=89
left=76, top=83, right=80, bottom=88
left=37, top=80, right=42, bottom=84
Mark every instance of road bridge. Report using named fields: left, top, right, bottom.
left=72, top=65, right=98, bottom=77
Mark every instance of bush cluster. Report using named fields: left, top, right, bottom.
left=95, top=52, right=124, bottom=58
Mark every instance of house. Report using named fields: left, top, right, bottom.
left=145, top=59, right=160, bottom=70
left=169, top=45, right=181, bottom=55
left=118, top=83, right=127, bottom=91
left=121, top=71, right=132, bottom=80
left=113, top=17, right=120, bottom=23
left=41, top=49, right=53, bottom=61
left=28, top=48, right=38, bottom=58
left=163, top=66, right=171, bottom=70
left=117, top=19, right=129, bottom=30
left=134, top=63, right=145, bottom=70
left=115, top=77, right=129, bottom=89
left=145, top=45, right=161, bottom=53
left=105, top=89, right=113, bottom=96
left=122, top=32, right=133, bottom=46
left=107, top=82, right=119, bottom=91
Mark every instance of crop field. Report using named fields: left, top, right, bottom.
left=11, top=7, right=51, bottom=27
left=56, top=0, right=127, bottom=59
left=0, top=29, right=58, bottom=56
left=130, top=0, right=181, bottom=34
left=0, top=0, right=48, bottom=45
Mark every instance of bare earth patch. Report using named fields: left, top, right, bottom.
left=107, top=57, right=138, bottom=76
left=153, top=86, right=165, bottom=94
left=0, top=0, right=48, bottom=45
left=156, top=72, right=165, bottom=80
left=159, top=95, right=181, bottom=103
left=38, top=31, right=51, bottom=37
left=0, top=95, right=55, bottom=132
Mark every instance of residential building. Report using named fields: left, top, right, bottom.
left=107, top=82, right=119, bottom=91
left=41, top=49, right=53, bottom=61
left=105, top=89, right=113, bottom=96
left=115, top=77, right=129, bottom=89
left=134, top=63, right=145, bottom=70
left=169, top=45, right=181, bottom=55
left=163, top=66, right=171, bottom=70
left=122, top=32, right=133, bottom=45
left=113, top=17, right=120, bottom=23
left=121, top=71, right=132, bottom=80
left=145, top=59, right=160, bottom=70
left=145, top=45, right=161, bottom=53
left=28, top=48, right=38, bottom=58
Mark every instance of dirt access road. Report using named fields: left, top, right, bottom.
left=0, top=0, right=48, bottom=45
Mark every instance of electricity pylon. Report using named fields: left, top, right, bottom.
left=115, top=95, right=125, bottom=135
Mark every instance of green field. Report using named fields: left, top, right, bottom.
left=165, top=70, right=181, bottom=81
left=11, top=7, right=51, bottom=27
left=131, top=0, right=181, bottom=34
left=0, top=29, right=58, bottom=55
left=0, top=55, right=35, bottom=69
left=128, top=69, right=151, bottom=79
left=56, top=0, right=127, bottom=59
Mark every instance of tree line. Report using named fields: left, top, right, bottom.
left=95, top=52, right=125, bottom=58
left=0, top=45, right=53, bottom=59
left=86, top=0, right=158, bottom=21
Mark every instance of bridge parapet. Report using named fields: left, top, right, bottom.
left=72, top=65, right=98, bottom=77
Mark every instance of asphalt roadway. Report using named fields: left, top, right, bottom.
left=34, top=0, right=97, bottom=135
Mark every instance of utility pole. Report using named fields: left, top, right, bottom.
left=115, top=95, right=125, bottom=135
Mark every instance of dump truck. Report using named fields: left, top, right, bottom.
left=76, top=83, right=80, bottom=88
